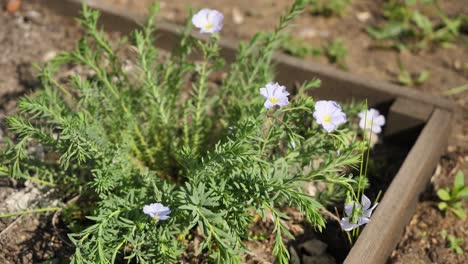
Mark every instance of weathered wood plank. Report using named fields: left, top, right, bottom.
left=385, top=98, right=434, bottom=137
left=345, top=108, right=452, bottom=264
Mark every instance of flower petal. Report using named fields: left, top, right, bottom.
left=361, top=194, right=372, bottom=210
left=363, top=202, right=378, bottom=218
left=276, top=97, right=289, bottom=107
left=192, top=9, right=210, bottom=28
left=357, top=216, right=370, bottom=227
left=260, top=88, right=269, bottom=99
left=264, top=99, right=275, bottom=109
left=374, top=115, right=386, bottom=126
left=344, top=201, right=359, bottom=216
left=341, top=217, right=358, bottom=231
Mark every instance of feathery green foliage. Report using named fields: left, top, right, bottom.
left=0, top=1, right=369, bottom=263
left=367, top=0, right=464, bottom=51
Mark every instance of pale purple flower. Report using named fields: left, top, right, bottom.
left=191, top=9, right=224, bottom=34
left=260, top=82, right=290, bottom=109
left=313, top=100, right=347, bottom=132
left=359, top=108, right=386, bottom=134
left=340, top=195, right=378, bottom=231
left=143, top=203, right=171, bottom=221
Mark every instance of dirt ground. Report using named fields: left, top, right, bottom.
left=0, top=0, right=467, bottom=263
left=0, top=1, right=82, bottom=262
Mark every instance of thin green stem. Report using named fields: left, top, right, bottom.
left=192, top=52, right=209, bottom=153
left=0, top=207, right=60, bottom=218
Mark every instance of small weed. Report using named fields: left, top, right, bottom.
left=281, top=35, right=348, bottom=68
left=437, top=170, right=468, bottom=219
left=367, top=0, right=464, bottom=51
left=444, top=84, right=468, bottom=96
left=325, top=39, right=348, bottom=67
left=281, top=34, right=322, bottom=58
left=441, top=229, right=464, bottom=255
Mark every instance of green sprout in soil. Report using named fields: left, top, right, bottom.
left=307, top=0, right=352, bottom=17
left=0, top=1, right=381, bottom=263
left=441, top=229, right=464, bottom=255
left=280, top=35, right=348, bottom=68
left=325, top=39, right=348, bottom=68
left=281, top=34, right=322, bottom=58
left=397, top=61, right=430, bottom=87
left=437, top=170, right=468, bottom=219
left=367, top=0, right=464, bottom=51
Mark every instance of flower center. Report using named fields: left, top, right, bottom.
left=153, top=215, right=160, bottom=221
left=269, top=97, right=277, bottom=104
left=204, top=23, right=212, bottom=30
left=323, top=115, right=331, bottom=123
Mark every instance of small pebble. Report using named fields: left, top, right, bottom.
left=356, top=11, right=371, bottom=22
left=232, top=7, right=244, bottom=25
left=299, top=28, right=318, bottom=39
left=289, top=246, right=301, bottom=264
left=299, top=239, right=328, bottom=256
left=43, top=50, right=57, bottom=62
left=6, top=0, right=21, bottom=14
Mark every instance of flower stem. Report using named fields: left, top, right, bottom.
left=0, top=207, right=61, bottom=218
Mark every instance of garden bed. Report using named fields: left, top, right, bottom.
left=0, top=0, right=456, bottom=263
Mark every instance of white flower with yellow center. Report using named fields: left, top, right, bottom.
left=191, top=9, right=224, bottom=34
left=358, top=108, right=386, bottom=134
left=313, top=100, right=347, bottom=132
left=260, top=82, right=290, bottom=109
left=143, top=203, right=171, bottom=222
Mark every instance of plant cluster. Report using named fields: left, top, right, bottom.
left=441, top=229, right=464, bottom=255
left=281, top=35, right=348, bottom=67
left=0, top=1, right=381, bottom=263
left=437, top=170, right=468, bottom=219
left=367, top=0, right=465, bottom=51
left=397, top=61, right=430, bottom=87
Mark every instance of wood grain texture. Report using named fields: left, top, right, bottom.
left=345, top=109, right=452, bottom=264
left=385, top=98, right=434, bottom=137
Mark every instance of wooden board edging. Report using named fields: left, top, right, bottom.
left=345, top=108, right=452, bottom=264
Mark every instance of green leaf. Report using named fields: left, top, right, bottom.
left=451, top=207, right=466, bottom=219
left=367, top=22, right=405, bottom=40
left=438, top=202, right=447, bottom=211
left=398, top=69, right=413, bottom=86
left=412, top=12, right=433, bottom=34
left=437, top=189, right=451, bottom=201
left=458, top=187, right=468, bottom=199
left=454, top=170, right=464, bottom=189
left=415, top=71, right=430, bottom=85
